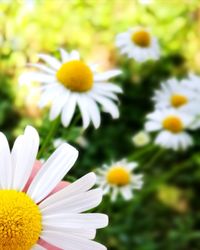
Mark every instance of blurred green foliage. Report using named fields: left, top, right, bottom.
left=1, top=0, right=200, bottom=249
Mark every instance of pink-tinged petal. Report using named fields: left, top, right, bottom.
left=38, top=239, right=61, bottom=250
left=24, top=161, right=69, bottom=197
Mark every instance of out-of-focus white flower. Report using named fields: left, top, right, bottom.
left=132, top=131, right=150, bottom=147
left=145, top=108, right=194, bottom=150
left=96, top=159, right=143, bottom=201
left=0, top=126, right=108, bottom=249
left=182, top=73, right=200, bottom=93
left=23, top=48, right=122, bottom=129
left=152, top=78, right=200, bottom=114
left=116, top=26, right=160, bottom=62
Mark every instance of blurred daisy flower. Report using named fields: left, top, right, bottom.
left=132, top=130, right=150, bottom=147
left=25, top=49, right=122, bottom=129
left=153, top=78, right=200, bottom=114
left=181, top=73, right=200, bottom=97
left=0, top=126, right=108, bottom=250
left=116, top=26, right=160, bottom=62
left=145, top=109, right=194, bottom=150
left=96, top=159, right=143, bottom=201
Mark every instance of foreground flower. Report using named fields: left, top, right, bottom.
left=116, top=26, right=160, bottom=62
left=145, top=109, right=194, bottom=150
left=25, top=49, right=122, bottom=129
left=132, top=131, right=150, bottom=147
left=152, top=78, right=200, bottom=114
left=96, top=159, right=143, bottom=201
left=0, top=126, right=108, bottom=250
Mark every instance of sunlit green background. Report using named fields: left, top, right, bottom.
left=1, top=0, right=200, bottom=249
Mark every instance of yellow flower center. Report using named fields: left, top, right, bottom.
left=131, top=30, right=151, bottom=47
left=162, top=115, right=183, bottom=133
left=0, top=190, right=42, bottom=250
left=56, top=60, right=93, bottom=92
left=171, top=94, right=188, bottom=108
left=107, top=166, right=130, bottom=186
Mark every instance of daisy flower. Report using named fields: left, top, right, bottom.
left=116, top=26, right=160, bottom=62
left=96, top=159, right=143, bottom=201
left=25, top=49, right=122, bottom=129
left=0, top=125, right=108, bottom=250
left=181, top=73, right=200, bottom=92
left=145, top=109, right=194, bottom=150
left=152, top=78, right=200, bottom=114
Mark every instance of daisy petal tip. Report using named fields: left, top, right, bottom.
left=102, top=214, right=109, bottom=227
left=24, top=125, right=40, bottom=141
left=24, top=125, right=38, bottom=135
left=88, top=172, right=97, bottom=182
left=61, top=143, right=79, bottom=159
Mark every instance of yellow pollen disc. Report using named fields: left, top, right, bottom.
left=0, top=190, right=42, bottom=250
left=107, top=166, right=130, bottom=186
left=56, top=60, right=93, bottom=92
left=131, top=30, right=151, bottom=47
left=171, top=94, right=188, bottom=108
left=162, top=115, right=183, bottom=133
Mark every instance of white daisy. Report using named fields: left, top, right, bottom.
left=152, top=78, right=200, bottom=114
left=145, top=109, right=194, bottom=150
left=24, top=49, right=122, bottom=129
left=0, top=125, right=108, bottom=250
left=96, top=159, right=143, bottom=201
left=181, top=73, right=200, bottom=92
left=132, top=131, right=150, bottom=147
left=116, top=26, right=160, bottom=62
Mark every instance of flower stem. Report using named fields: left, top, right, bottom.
left=38, top=117, right=60, bottom=159
left=143, top=147, right=165, bottom=169
left=128, top=144, right=155, bottom=161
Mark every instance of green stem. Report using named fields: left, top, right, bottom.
left=128, top=144, right=155, bottom=161
left=143, top=147, right=165, bottom=169
left=38, top=117, right=60, bottom=159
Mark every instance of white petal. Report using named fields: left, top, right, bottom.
left=41, top=231, right=106, bottom=250
left=84, top=96, right=101, bottom=129
left=39, top=84, right=61, bottom=108
left=61, top=94, right=77, bottom=127
left=111, top=187, right=118, bottom=202
left=69, top=50, right=80, bottom=60
left=77, top=95, right=91, bottom=129
left=59, top=48, right=69, bottom=63
left=11, top=126, right=39, bottom=191
left=49, top=89, right=70, bottom=120
left=120, top=187, right=133, bottom=200
left=42, top=213, right=108, bottom=229
left=38, top=54, right=61, bottom=70
left=94, top=70, right=122, bottom=81
left=94, top=83, right=122, bottom=93
left=0, top=132, right=12, bottom=189
left=90, top=93, right=119, bottom=119
left=31, top=245, right=46, bottom=250
left=27, top=143, right=78, bottom=203
left=40, top=188, right=103, bottom=214
left=39, top=172, right=96, bottom=209
left=41, top=226, right=96, bottom=239
left=92, top=87, right=119, bottom=100
left=145, top=121, right=162, bottom=132
left=27, top=63, right=55, bottom=75
left=21, top=72, right=55, bottom=84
